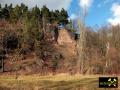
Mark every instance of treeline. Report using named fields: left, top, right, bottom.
left=0, top=3, right=69, bottom=74
left=0, top=3, right=120, bottom=75
left=81, top=25, right=120, bottom=74
left=0, top=3, right=68, bottom=24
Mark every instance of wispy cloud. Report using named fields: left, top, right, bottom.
left=69, top=14, right=78, bottom=20
left=97, top=0, right=114, bottom=8
left=103, top=0, right=111, bottom=4
left=108, top=3, right=120, bottom=26
left=0, top=0, right=72, bottom=10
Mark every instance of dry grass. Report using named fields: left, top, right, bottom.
left=0, top=74, right=119, bottom=90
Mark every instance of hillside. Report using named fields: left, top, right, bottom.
left=1, top=29, right=77, bottom=75
left=0, top=4, right=120, bottom=76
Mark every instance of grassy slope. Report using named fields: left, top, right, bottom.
left=0, top=74, right=119, bottom=90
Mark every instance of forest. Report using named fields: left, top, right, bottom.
left=0, top=3, right=120, bottom=76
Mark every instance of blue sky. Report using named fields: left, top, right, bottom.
left=68, top=0, right=120, bottom=27
left=1, top=0, right=120, bottom=27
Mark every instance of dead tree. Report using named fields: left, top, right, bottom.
left=104, top=41, right=111, bottom=74
left=0, top=35, right=5, bottom=72
left=42, top=15, right=46, bottom=39
left=77, top=6, right=87, bottom=74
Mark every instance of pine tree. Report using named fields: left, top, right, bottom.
left=41, top=5, right=50, bottom=22
left=11, top=5, right=22, bottom=23
left=49, top=10, right=56, bottom=23
left=20, top=3, right=28, bottom=18
left=31, top=5, right=40, bottom=20
left=59, top=8, right=68, bottom=24
left=54, top=10, right=60, bottom=23
left=0, top=4, right=2, bottom=19
left=2, top=4, right=10, bottom=20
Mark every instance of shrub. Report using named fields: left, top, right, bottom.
left=3, top=31, right=19, bottom=50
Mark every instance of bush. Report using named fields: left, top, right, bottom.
left=51, top=53, right=63, bottom=71
left=3, top=31, right=19, bottom=50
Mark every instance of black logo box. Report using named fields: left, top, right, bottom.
left=99, top=77, right=118, bottom=88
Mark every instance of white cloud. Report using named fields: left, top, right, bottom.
left=69, top=14, right=78, bottom=20
left=79, top=0, right=93, bottom=9
left=108, top=3, right=120, bottom=26
left=0, top=0, right=72, bottom=10
left=108, top=18, right=120, bottom=26
left=111, top=3, right=120, bottom=18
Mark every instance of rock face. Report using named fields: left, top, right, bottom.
left=55, top=29, right=77, bottom=73
left=57, top=29, right=75, bottom=45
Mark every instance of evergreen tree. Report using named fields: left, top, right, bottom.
left=8, top=4, right=13, bottom=22
left=11, top=5, right=22, bottom=23
left=0, top=4, right=2, bottom=19
left=20, top=3, right=28, bottom=18
left=49, top=10, right=56, bottom=23
left=31, top=5, right=41, bottom=20
left=41, top=5, right=50, bottom=22
left=8, top=3, right=13, bottom=10
left=59, top=8, right=68, bottom=24
left=2, top=4, right=10, bottom=20
left=54, top=10, right=60, bottom=23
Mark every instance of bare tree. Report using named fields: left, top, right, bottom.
left=77, top=6, right=87, bottom=74
left=0, top=35, right=4, bottom=72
